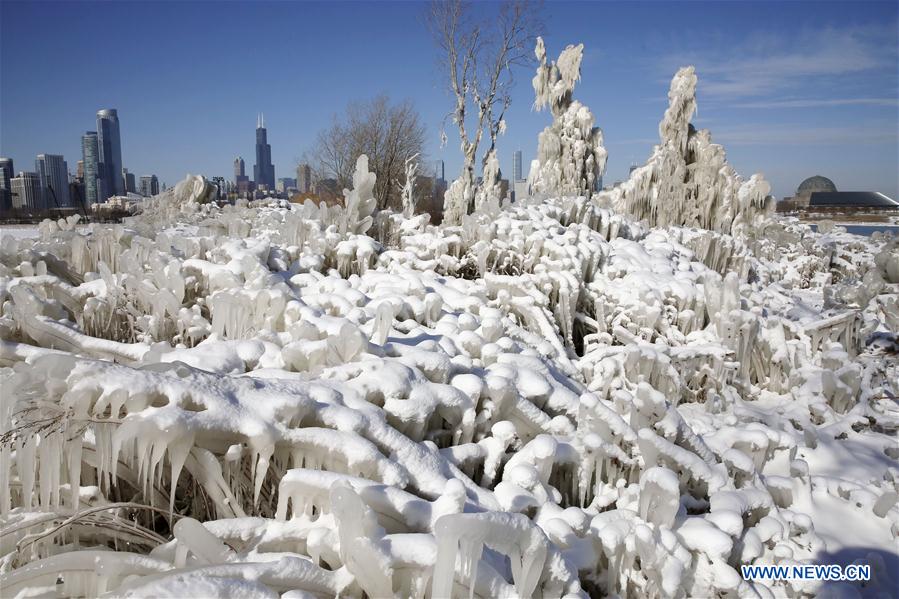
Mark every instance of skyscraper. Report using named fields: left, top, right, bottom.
left=122, top=168, right=136, bottom=194
left=296, top=163, right=312, bottom=193
left=36, top=154, right=71, bottom=208
left=276, top=177, right=297, bottom=193
left=97, top=109, right=124, bottom=199
left=253, top=114, right=275, bottom=190
left=10, top=172, right=42, bottom=211
left=234, top=157, right=245, bottom=182
left=81, top=132, right=102, bottom=206
left=140, top=175, right=159, bottom=197
left=513, top=150, right=523, bottom=181
left=435, top=160, right=445, bottom=182
left=0, top=158, right=13, bottom=212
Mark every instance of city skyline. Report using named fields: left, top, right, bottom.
left=1, top=1, right=897, bottom=200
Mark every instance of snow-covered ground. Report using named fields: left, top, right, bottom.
left=1, top=53, right=898, bottom=598
left=0, top=225, right=41, bottom=240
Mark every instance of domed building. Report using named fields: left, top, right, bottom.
left=797, top=175, right=837, bottom=195
left=777, top=175, right=898, bottom=221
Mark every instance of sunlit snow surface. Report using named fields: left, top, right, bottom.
left=2, top=60, right=899, bottom=596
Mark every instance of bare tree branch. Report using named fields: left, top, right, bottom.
left=427, top=0, right=543, bottom=217
left=308, top=96, right=426, bottom=210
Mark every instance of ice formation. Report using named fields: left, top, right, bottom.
left=528, top=37, right=608, bottom=198
left=1, top=68, right=898, bottom=599
left=599, top=67, right=774, bottom=237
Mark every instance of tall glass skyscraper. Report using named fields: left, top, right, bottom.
left=97, top=109, right=124, bottom=199
left=513, top=150, right=523, bottom=181
left=81, top=131, right=102, bottom=206
left=35, top=154, right=70, bottom=208
left=0, top=158, right=13, bottom=212
left=253, top=114, right=275, bottom=190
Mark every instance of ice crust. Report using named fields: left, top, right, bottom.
left=1, top=54, right=898, bottom=599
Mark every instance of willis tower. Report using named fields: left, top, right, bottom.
left=254, top=114, right=275, bottom=190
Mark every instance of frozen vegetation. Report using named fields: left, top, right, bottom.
left=1, top=41, right=898, bottom=599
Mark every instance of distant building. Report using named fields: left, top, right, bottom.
left=513, top=179, right=528, bottom=203
left=97, top=109, right=124, bottom=199
left=234, top=157, right=245, bottom=182
left=236, top=177, right=253, bottom=197
left=122, top=168, right=136, bottom=194
left=0, top=157, right=13, bottom=212
left=296, top=163, right=312, bottom=193
left=140, top=175, right=159, bottom=197
left=276, top=177, right=296, bottom=193
left=210, top=176, right=226, bottom=201
left=434, top=160, right=445, bottom=183
left=777, top=175, right=898, bottom=221
left=69, top=179, right=85, bottom=210
left=499, top=178, right=510, bottom=201
left=10, top=171, right=42, bottom=211
left=76, top=160, right=84, bottom=180
left=253, top=113, right=275, bottom=190
left=35, top=154, right=71, bottom=208
left=512, top=150, right=523, bottom=182
left=82, top=131, right=102, bottom=206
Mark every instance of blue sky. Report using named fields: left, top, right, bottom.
left=1, top=1, right=897, bottom=199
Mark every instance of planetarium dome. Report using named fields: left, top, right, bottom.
left=797, top=175, right=837, bottom=194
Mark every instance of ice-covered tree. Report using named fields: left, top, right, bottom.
left=601, top=66, right=774, bottom=235
left=427, top=0, right=542, bottom=224
left=528, top=37, right=607, bottom=198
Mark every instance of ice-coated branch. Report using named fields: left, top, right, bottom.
left=401, top=153, right=420, bottom=218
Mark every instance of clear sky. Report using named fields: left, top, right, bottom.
left=2, top=1, right=897, bottom=199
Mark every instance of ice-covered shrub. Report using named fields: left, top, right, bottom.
left=528, top=37, right=607, bottom=198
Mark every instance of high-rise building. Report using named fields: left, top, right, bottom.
left=97, top=109, right=124, bottom=199
left=296, top=163, right=312, bottom=193
left=76, top=160, right=84, bottom=180
left=122, top=168, right=136, bottom=194
left=234, top=157, right=245, bottom=182
left=276, top=177, right=296, bottom=193
left=253, top=114, right=275, bottom=190
left=35, top=154, right=71, bottom=208
left=0, top=158, right=13, bottom=212
left=81, top=132, right=102, bottom=206
left=140, top=175, right=159, bottom=197
left=512, top=150, right=523, bottom=182
left=434, top=160, right=445, bottom=182
left=68, top=179, right=84, bottom=210
left=513, top=179, right=528, bottom=203
left=10, top=172, right=42, bottom=211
